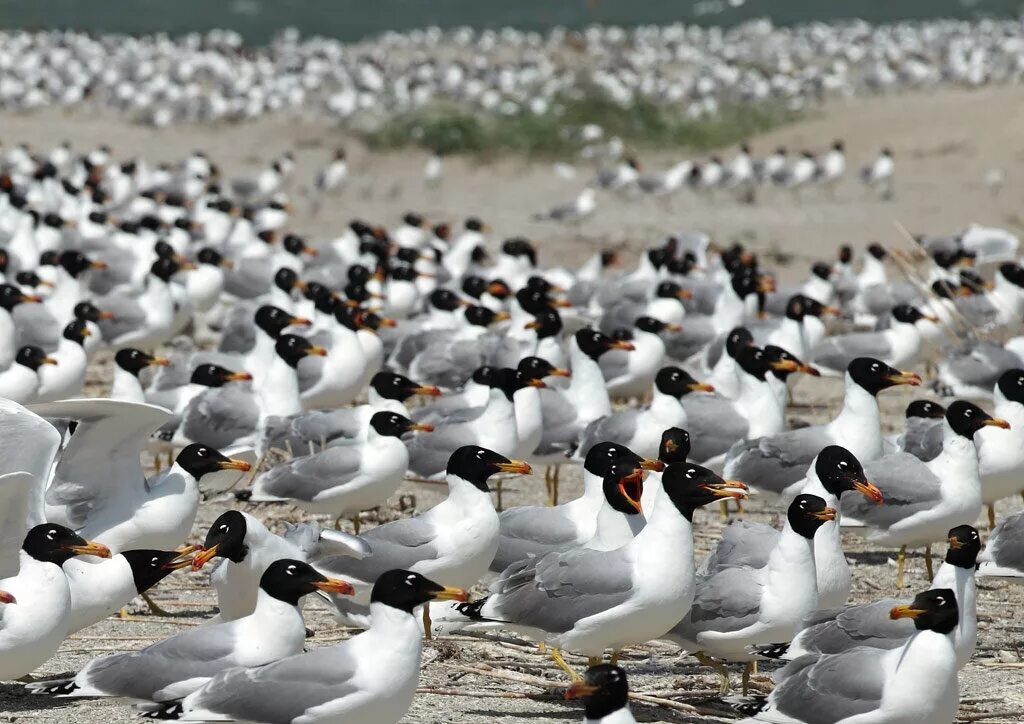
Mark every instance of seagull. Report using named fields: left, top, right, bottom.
left=598, top=317, right=682, bottom=399
left=0, top=345, right=58, bottom=402
left=574, top=366, right=713, bottom=461
left=141, top=570, right=467, bottom=723
left=30, top=559, right=354, bottom=702
left=36, top=399, right=252, bottom=553
left=723, top=358, right=921, bottom=496
left=249, top=411, right=433, bottom=530
left=978, top=510, right=1024, bottom=580
left=316, top=446, right=531, bottom=628
left=532, top=188, right=596, bottom=223
left=1, top=515, right=111, bottom=681
left=110, top=348, right=171, bottom=403
left=841, top=400, right=1008, bottom=587
left=665, top=494, right=836, bottom=693
left=751, top=525, right=979, bottom=670
left=975, top=369, right=1024, bottom=525
left=564, top=664, right=636, bottom=724
left=734, top=589, right=961, bottom=724
left=34, top=319, right=91, bottom=401
left=895, top=399, right=946, bottom=461
left=454, top=463, right=747, bottom=677
left=189, top=510, right=369, bottom=621
left=810, top=305, right=937, bottom=375
left=861, top=147, right=895, bottom=199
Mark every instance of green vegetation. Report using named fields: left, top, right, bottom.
left=360, top=93, right=800, bottom=158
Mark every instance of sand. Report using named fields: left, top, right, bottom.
left=3, top=84, right=1024, bottom=723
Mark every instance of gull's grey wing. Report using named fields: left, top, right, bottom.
left=598, top=348, right=631, bottom=384
left=534, top=389, right=582, bottom=457
left=216, top=303, right=257, bottom=354
left=486, top=548, right=634, bottom=634
left=597, top=300, right=645, bottom=337
left=812, top=332, right=892, bottom=371
left=12, top=303, right=60, bottom=352
left=939, top=342, right=1022, bottom=392
left=723, top=425, right=831, bottom=495
left=411, top=338, right=488, bottom=389
left=221, top=257, right=272, bottom=299
left=391, top=328, right=456, bottom=372
left=254, top=446, right=363, bottom=502
left=956, top=295, right=999, bottom=327
left=841, top=453, right=942, bottom=529
left=670, top=565, right=764, bottom=642
left=77, top=623, right=247, bottom=701
left=697, top=519, right=779, bottom=577
left=574, top=410, right=642, bottom=459
left=317, top=516, right=439, bottom=582
left=262, top=408, right=363, bottom=453
left=765, top=649, right=887, bottom=723
left=0, top=472, right=43, bottom=579
left=94, top=292, right=148, bottom=341
left=406, top=420, right=481, bottom=478
left=794, top=598, right=911, bottom=655
left=898, top=418, right=943, bottom=462
left=491, top=506, right=583, bottom=572
left=34, top=399, right=172, bottom=528
left=681, top=394, right=750, bottom=463
left=979, top=509, right=1024, bottom=572
left=179, top=386, right=260, bottom=448
left=184, top=647, right=359, bottom=722
left=663, top=318, right=716, bottom=363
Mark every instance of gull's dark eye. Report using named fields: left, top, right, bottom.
left=220, top=524, right=229, bottom=533
left=151, top=557, right=159, bottom=566
left=871, top=363, right=879, bottom=371
left=286, top=565, right=296, bottom=575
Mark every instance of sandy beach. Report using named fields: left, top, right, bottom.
left=3, top=83, right=1024, bottom=722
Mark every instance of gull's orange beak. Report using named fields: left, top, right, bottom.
left=854, top=480, right=884, bottom=504
left=493, top=311, right=511, bottom=322
left=218, top=459, right=253, bottom=472
left=91, top=260, right=108, bottom=270
left=191, top=545, right=219, bottom=570
left=313, top=577, right=356, bottom=596
left=295, top=280, right=309, bottom=292
left=487, top=281, right=509, bottom=295
left=226, top=371, right=253, bottom=382
left=21, top=294, right=43, bottom=303
left=410, top=422, right=435, bottom=433
left=150, top=356, right=171, bottom=366
left=922, top=314, right=940, bottom=323
left=497, top=460, right=532, bottom=475
left=289, top=316, right=312, bottom=327
left=704, top=480, right=749, bottom=499
left=378, top=317, right=398, bottom=328
left=415, top=385, right=443, bottom=397
left=770, top=359, right=800, bottom=373
left=220, top=259, right=235, bottom=269
left=42, top=356, right=59, bottom=365
left=885, top=371, right=922, bottom=386
left=178, top=261, right=198, bottom=271
left=618, top=468, right=644, bottom=514
left=0, top=590, right=15, bottom=604
left=164, top=546, right=200, bottom=570
left=811, top=507, right=838, bottom=522
left=688, top=381, right=715, bottom=392
left=98, top=310, right=116, bottom=320
left=640, top=458, right=666, bottom=472
left=984, top=417, right=1011, bottom=430
left=800, top=363, right=821, bottom=376
left=948, top=536, right=964, bottom=550
left=551, top=299, right=573, bottom=308
left=304, top=246, right=319, bottom=257
left=524, top=320, right=541, bottom=330
left=824, top=306, right=842, bottom=316
left=69, top=540, right=111, bottom=558
left=432, top=586, right=469, bottom=602
left=564, top=682, right=599, bottom=700
left=82, top=328, right=93, bottom=337
left=611, top=340, right=635, bottom=351
left=305, top=346, right=328, bottom=357
left=890, top=604, right=926, bottom=620
left=677, top=289, right=694, bottom=300
left=665, top=323, right=683, bottom=332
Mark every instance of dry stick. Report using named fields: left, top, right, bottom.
left=416, top=687, right=558, bottom=701
left=959, top=711, right=1024, bottom=722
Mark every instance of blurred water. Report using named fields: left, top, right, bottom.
left=0, top=0, right=1020, bottom=44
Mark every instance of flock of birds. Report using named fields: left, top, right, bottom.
left=2, top=18, right=1024, bottom=129
left=1, top=137, right=1024, bottom=724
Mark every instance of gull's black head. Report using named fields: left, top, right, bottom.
left=838, top=245, right=852, bottom=264
left=371, top=372, right=439, bottom=401
left=635, top=316, right=671, bottom=334
left=655, top=366, right=712, bottom=399
left=465, top=305, right=503, bottom=328
left=273, top=267, right=300, bottom=293
left=764, top=345, right=817, bottom=381
left=725, top=327, right=754, bottom=358
left=150, top=257, right=183, bottom=282
left=0, top=284, right=35, bottom=311
left=846, top=357, right=920, bottom=395
left=999, top=263, right=1024, bottom=289
left=275, top=334, right=326, bottom=368
left=15, top=345, right=55, bottom=371
left=997, top=369, right=1024, bottom=404
left=892, top=305, right=928, bottom=325
left=575, top=328, right=631, bottom=360
left=945, top=525, right=981, bottom=570
left=868, top=243, right=887, bottom=260
left=430, top=288, right=463, bottom=312
left=602, top=458, right=644, bottom=515
left=370, top=569, right=467, bottom=614
left=197, top=510, right=249, bottom=565
left=945, top=400, right=1008, bottom=440
left=259, top=559, right=354, bottom=606
left=655, top=281, right=685, bottom=301
left=814, top=445, right=882, bottom=503
left=735, top=345, right=770, bottom=381
left=190, top=364, right=250, bottom=388
left=890, top=588, right=959, bottom=635
left=811, top=262, right=832, bottom=281
left=906, top=400, right=946, bottom=420
left=22, top=524, right=110, bottom=566
left=369, top=411, right=425, bottom=439
left=197, top=247, right=228, bottom=268
left=660, top=463, right=746, bottom=521
left=121, top=549, right=193, bottom=594
left=115, top=348, right=167, bottom=376
left=255, top=305, right=309, bottom=339
left=60, top=250, right=104, bottom=278
left=525, top=310, right=563, bottom=340
left=446, top=445, right=529, bottom=492
left=501, top=238, right=537, bottom=267
left=784, top=295, right=806, bottom=321
left=62, top=318, right=90, bottom=346
left=518, top=356, right=568, bottom=383
left=176, top=443, right=251, bottom=480
left=659, top=427, right=691, bottom=464
left=583, top=442, right=641, bottom=478
left=73, top=301, right=106, bottom=323
left=787, top=494, right=835, bottom=539
left=516, top=287, right=556, bottom=315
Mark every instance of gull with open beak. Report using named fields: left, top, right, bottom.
left=29, top=559, right=354, bottom=703
left=148, top=571, right=466, bottom=724
left=316, top=446, right=531, bottom=632
left=842, top=400, right=1008, bottom=588
left=450, top=464, right=748, bottom=679
left=666, top=495, right=837, bottom=694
